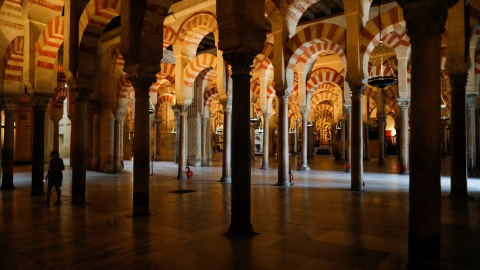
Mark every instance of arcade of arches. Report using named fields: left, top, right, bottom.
left=0, top=0, right=479, bottom=268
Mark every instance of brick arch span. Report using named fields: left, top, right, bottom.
left=175, top=11, right=218, bottom=58
left=36, top=16, right=64, bottom=70
left=3, top=36, right=24, bottom=93
left=306, top=70, right=344, bottom=95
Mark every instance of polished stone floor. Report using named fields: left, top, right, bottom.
left=1, top=154, right=479, bottom=269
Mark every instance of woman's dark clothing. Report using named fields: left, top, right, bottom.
left=48, top=158, right=65, bottom=187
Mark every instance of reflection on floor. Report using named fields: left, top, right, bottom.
left=1, top=155, right=479, bottom=269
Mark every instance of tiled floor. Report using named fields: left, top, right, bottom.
left=1, top=154, right=479, bottom=269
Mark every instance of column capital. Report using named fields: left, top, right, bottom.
left=399, top=0, right=448, bottom=41
left=201, top=117, right=209, bottom=125
left=300, top=110, right=310, bottom=118
left=2, top=98, right=18, bottom=112
left=219, top=95, right=232, bottom=111
left=262, top=112, right=271, bottom=119
left=449, top=72, right=468, bottom=90
left=466, top=94, right=478, bottom=108
left=172, top=104, right=189, bottom=113
left=222, top=47, right=259, bottom=75
left=32, top=93, right=52, bottom=111
left=397, top=98, right=411, bottom=111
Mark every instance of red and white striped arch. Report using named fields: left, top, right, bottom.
left=267, top=83, right=276, bottom=99
left=202, top=69, right=217, bottom=90
left=52, top=87, right=68, bottom=108
left=0, top=0, right=24, bottom=38
left=204, top=86, right=218, bottom=108
left=157, top=93, right=176, bottom=107
left=306, top=70, right=344, bottom=94
left=175, top=12, right=218, bottom=58
left=78, top=0, right=121, bottom=51
left=296, top=39, right=346, bottom=71
left=112, top=44, right=124, bottom=68
left=36, top=16, right=64, bottom=70
left=310, top=92, right=339, bottom=112
left=184, top=53, right=217, bottom=88
left=382, top=28, right=410, bottom=50
left=4, top=36, right=24, bottom=83
left=261, top=42, right=274, bottom=62
left=284, top=0, right=323, bottom=37
left=163, top=25, right=176, bottom=51
left=117, top=73, right=133, bottom=110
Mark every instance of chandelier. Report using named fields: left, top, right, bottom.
left=367, top=0, right=397, bottom=88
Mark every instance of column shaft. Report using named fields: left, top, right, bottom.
left=250, top=123, right=256, bottom=160
left=133, top=91, right=151, bottom=216
left=262, top=114, right=270, bottom=169
left=276, top=95, right=289, bottom=185
left=301, top=113, right=310, bottom=170
left=31, top=106, right=48, bottom=195
left=364, top=122, right=370, bottom=160
left=71, top=92, right=88, bottom=203
left=1, top=107, right=16, bottom=189
left=114, top=114, right=124, bottom=172
left=378, top=115, right=386, bottom=165
left=221, top=109, right=232, bottom=181
left=177, top=107, right=187, bottom=178
left=201, top=118, right=208, bottom=166
left=350, top=89, right=363, bottom=190
left=340, top=119, right=346, bottom=162
left=466, top=95, right=476, bottom=175
left=449, top=73, right=468, bottom=197
left=52, top=119, right=60, bottom=151
left=398, top=101, right=410, bottom=172
left=228, top=63, right=255, bottom=237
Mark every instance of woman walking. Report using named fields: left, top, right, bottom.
left=42, top=150, right=65, bottom=206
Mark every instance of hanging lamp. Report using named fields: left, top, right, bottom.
left=367, top=0, right=397, bottom=88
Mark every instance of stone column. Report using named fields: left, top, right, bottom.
left=114, top=110, right=125, bottom=173
left=466, top=94, right=477, bottom=175
left=223, top=48, right=258, bottom=238
left=250, top=122, right=256, bottom=161
left=0, top=105, right=2, bottom=183
left=220, top=103, right=232, bottom=181
left=442, top=120, right=448, bottom=158
left=153, top=119, right=161, bottom=161
left=276, top=92, right=290, bottom=185
left=364, top=121, right=370, bottom=160
left=348, top=85, right=362, bottom=190
left=31, top=95, right=51, bottom=196
left=173, top=108, right=180, bottom=164
left=340, top=118, right=346, bottom=163
left=345, top=104, right=353, bottom=166
left=293, top=124, right=298, bottom=154
left=300, top=111, right=310, bottom=170
left=377, top=113, right=386, bottom=165
left=400, top=2, right=447, bottom=268
left=201, top=117, right=209, bottom=166
left=176, top=105, right=188, bottom=179
left=398, top=99, right=410, bottom=172
left=1, top=100, right=17, bottom=190
left=262, top=113, right=270, bottom=169
left=52, top=118, right=60, bottom=151
left=71, top=90, right=90, bottom=203
left=449, top=72, right=469, bottom=197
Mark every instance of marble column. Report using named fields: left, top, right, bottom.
left=400, top=2, right=446, bottom=268
left=466, top=94, right=477, bottom=175
left=377, top=113, right=386, bottom=165
left=348, top=86, right=362, bottom=190
left=153, top=119, right=161, bottom=161
left=276, top=92, right=290, bottom=185
left=71, top=90, right=90, bottom=203
left=293, top=124, right=298, bottom=154
left=364, top=121, right=370, bottom=160
left=201, top=117, right=208, bottom=166
left=31, top=95, right=51, bottom=196
left=398, top=99, right=410, bottom=172
left=262, top=113, right=270, bottom=169
left=340, top=118, right=346, bottom=163
left=114, top=110, right=125, bottom=173
left=250, top=122, right=256, bottom=161
left=174, top=108, right=180, bottom=164
left=0, top=105, right=2, bottom=183
left=345, top=105, right=353, bottom=166
left=176, top=105, right=188, bottom=179
left=442, top=121, right=448, bottom=158
left=449, top=72, right=468, bottom=197
left=220, top=104, right=232, bottom=181
left=1, top=101, right=17, bottom=190
left=224, top=48, right=258, bottom=238
left=52, top=118, right=60, bottom=151
left=300, top=111, right=310, bottom=170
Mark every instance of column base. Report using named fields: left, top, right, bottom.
left=132, top=208, right=151, bottom=217
left=224, top=224, right=259, bottom=239
left=275, top=181, right=291, bottom=186
left=299, top=165, right=310, bottom=171
left=377, top=160, right=385, bottom=166
left=30, top=190, right=46, bottom=196
left=448, top=194, right=473, bottom=200
left=0, top=185, right=15, bottom=190
left=177, top=175, right=187, bottom=180
left=219, top=176, right=231, bottom=183
left=1, top=175, right=15, bottom=190
left=261, top=165, right=269, bottom=170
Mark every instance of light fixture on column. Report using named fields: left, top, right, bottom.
left=289, top=128, right=295, bottom=134
left=149, top=99, right=154, bottom=115
left=367, top=0, right=397, bottom=88
left=257, top=124, right=264, bottom=133
left=307, top=121, right=313, bottom=127
left=170, top=120, right=176, bottom=134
